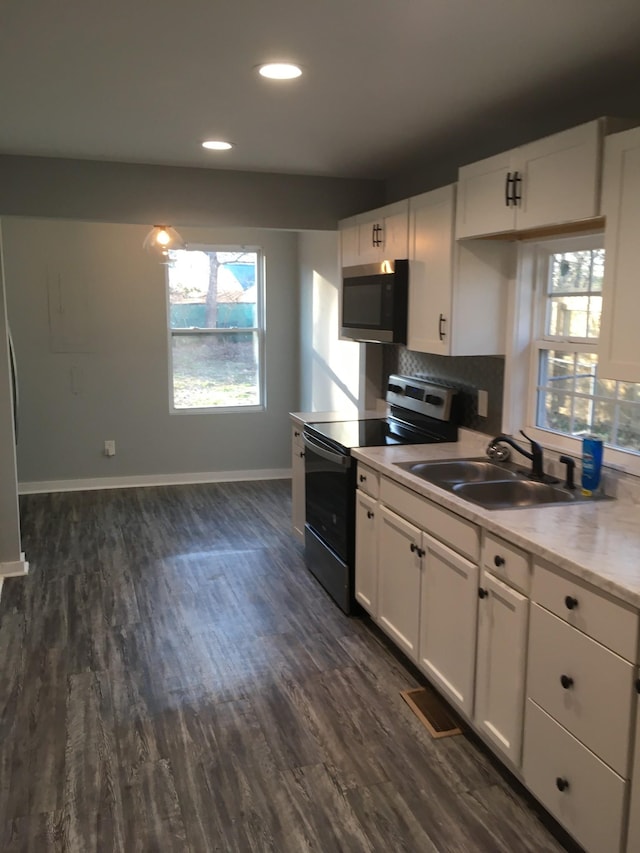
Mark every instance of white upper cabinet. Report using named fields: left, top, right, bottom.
left=339, top=200, right=409, bottom=267
left=598, top=126, right=640, bottom=382
left=455, top=120, right=603, bottom=238
left=407, top=184, right=512, bottom=356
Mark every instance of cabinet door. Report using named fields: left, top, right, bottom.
left=599, top=126, right=640, bottom=382
left=358, top=200, right=409, bottom=264
left=475, top=571, right=528, bottom=767
left=407, top=185, right=455, bottom=355
left=339, top=220, right=360, bottom=268
left=626, top=675, right=640, bottom=853
left=354, top=490, right=378, bottom=616
left=378, top=506, right=421, bottom=661
left=291, top=426, right=305, bottom=543
left=419, top=534, right=479, bottom=716
left=516, top=120, right=601, bottom=232
left=455, top=149, right=516, bottom=238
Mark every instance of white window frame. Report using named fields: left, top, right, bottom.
left=166, top=243, right=266, bottom=414
left=504, top=232, right=640, bottom=477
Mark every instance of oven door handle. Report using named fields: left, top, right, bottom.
left=303, top=434, right=352, bottom=467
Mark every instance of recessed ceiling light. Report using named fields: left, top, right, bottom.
left=202, top=140, right=233, bottom=150
left=258, top=62, right=302, bottom=80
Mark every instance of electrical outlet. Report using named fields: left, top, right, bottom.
left=477, top=390, right=489, bottom=418
left=104, top=440, right=116, bottom=457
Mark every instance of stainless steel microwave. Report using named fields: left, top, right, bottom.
left=340, top=259, right=408, bottom=344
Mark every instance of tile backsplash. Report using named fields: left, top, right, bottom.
left=383, top=347, right=505, bottom=435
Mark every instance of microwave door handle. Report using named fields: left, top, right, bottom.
left=303, top=434, right=351, bottom=467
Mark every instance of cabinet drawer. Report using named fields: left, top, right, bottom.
left=523, top=700, right=626, bottom=853
left=528, top=604, right=633, bottom=776
left=380, top=477, right=479, bottom=562
left=357, top=464, right=379, bottom=500
left=532, top=562, right=638, bottom=660
left=482, top=533, right=530, bottom=594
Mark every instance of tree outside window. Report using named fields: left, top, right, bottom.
left=166, top=247, right=264, bottom=411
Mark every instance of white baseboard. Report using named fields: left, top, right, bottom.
left=0, top=554, right=29, bottom=578
left=19, top=468, right=292, bottom=495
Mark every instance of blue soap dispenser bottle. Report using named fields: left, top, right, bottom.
left=581, top=435, right=603, bottom=495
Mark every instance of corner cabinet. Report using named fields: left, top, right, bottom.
left=598, top=126, right=640, bottom=382
left=407, top=185, right=512, bottom=356
left=339, top=200, right=408, bottom=267
left=455, top=119, right=604, bottom=238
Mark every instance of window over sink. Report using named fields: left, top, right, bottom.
left=507, top=234, right=640, bottom=470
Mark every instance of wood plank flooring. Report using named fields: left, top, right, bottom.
left=0, top=480, right=578, bottom=852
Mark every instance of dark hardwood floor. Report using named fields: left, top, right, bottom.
left=0, top=479, right=571, bottom=852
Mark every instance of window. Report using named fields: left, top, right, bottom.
left=166, top=247, right=264, bottom=411
left=526, top=237, right=640, bottom=455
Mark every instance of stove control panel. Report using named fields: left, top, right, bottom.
left=386, top=374, right=455, bottom=422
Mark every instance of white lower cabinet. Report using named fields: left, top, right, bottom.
left=627, top=678, right=640, bottom=853
left=353, top=468, right=640, bottom=853
left=527, top=603, right=633, bottom=777
left=523, top=700, right=626, bottom=853
left=475, top=570, right=529, bottom=766
left=291, top=425, right=305, bottom=542
left=418, top=535, right=478, bottom=717
left=377, top=505, right=422, bottom=661
left=354, top=490, right=378, bottom=616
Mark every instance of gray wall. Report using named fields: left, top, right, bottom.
left=2, top=217, right=300, bottom=485
left=0, top=155, right=384, bottom=231
left=0, top=232, right=21, bottom=560
left=298, top=231, right=362, bottom=413
left=385, top=69, right=640, bottom=200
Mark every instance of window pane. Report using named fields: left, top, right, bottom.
left=168, top=250, right=258, bottom=330
left=172, top=333, right=260, bottom=409
left=618, top=382, right=640, bottom=404
left=549, top=249, right=604, bottom=294
left=547, top=295, right=601, bottom=338
left=574, top=352, right=597, bottom=396
left=539, top=350, right=575, bottom=392
left=594, top=374, right=617, bottom=399
left=591, top=400, right=614, bottom=443
left=617, top=404, right=640, bottom=452
left=537, top=390, right=573, bottom=433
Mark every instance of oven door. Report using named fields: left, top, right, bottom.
left=303, top=433, right=354, bottom=563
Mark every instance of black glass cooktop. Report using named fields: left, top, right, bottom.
left=304, top=417, right=451, bottom=452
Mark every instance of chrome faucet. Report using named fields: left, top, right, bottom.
left=487, top=430, right=544, bottom=480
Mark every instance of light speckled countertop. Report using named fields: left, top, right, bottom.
left=352, top=432, right=640, bottom=610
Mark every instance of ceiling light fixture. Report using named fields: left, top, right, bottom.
left=258, top=62, right=302, bottom=80
left=143, top=225, right=186, bottom=263
left=202, top=140, right=233, bottom=150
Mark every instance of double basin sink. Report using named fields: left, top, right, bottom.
left=394, top=458, right=607, bottom=510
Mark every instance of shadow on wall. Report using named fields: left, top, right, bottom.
left=383, top=348, right=505, bottom=436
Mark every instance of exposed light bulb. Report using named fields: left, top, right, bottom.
left=143, top=225, right=186, bottom=262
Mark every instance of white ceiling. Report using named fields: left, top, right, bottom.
left=2, top=0, right=640, bottom=180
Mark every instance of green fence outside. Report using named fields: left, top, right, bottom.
left=170, top=303, right=256, bottom=329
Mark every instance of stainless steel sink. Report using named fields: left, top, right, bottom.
left=453, top=479, right=579, bottom=509
left=393, top=457, right=610, bottom=509
left=395, top=458, right=521, bottom=484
